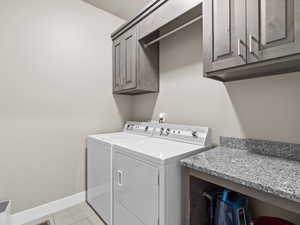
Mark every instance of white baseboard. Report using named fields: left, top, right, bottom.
left=11, top=191, right=86, bottom=225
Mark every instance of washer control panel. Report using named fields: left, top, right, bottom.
left=124, top=121, right=155, bottom=136
left=153, top=124, right=211, bottom=146
left=123, top=121, right=211, bottom=146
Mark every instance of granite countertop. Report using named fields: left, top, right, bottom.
left=181, top=146, right=300, bottom=204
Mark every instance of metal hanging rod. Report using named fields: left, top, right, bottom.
left=143, top=15, right=203, bottom=48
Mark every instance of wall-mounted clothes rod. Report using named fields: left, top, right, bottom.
left=143, top=15, right=203, bottom=48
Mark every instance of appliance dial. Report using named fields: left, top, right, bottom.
left=192, top=131, right=198, bottom=138
left=166, top=128, right=170, bottom=135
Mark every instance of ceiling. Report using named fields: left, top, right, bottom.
left=83, top=0, right=152, bottom=20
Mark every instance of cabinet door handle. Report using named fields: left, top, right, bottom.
left=117, top=170, right=123, bottom=187
left=249, top=34, right=254, bottom=54
left=238, top=39, right=242, bottom=57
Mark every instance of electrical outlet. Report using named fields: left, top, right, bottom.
left=159, top=113, right=167, bottom=123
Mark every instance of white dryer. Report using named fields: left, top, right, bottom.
left=87, top=122, right=211, bottom=225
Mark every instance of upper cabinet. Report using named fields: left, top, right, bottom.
left=111, top=0, right=300, bottom=86
left=204, top=0, right=300, bottom=81
left=111, top=0, right=203, bottom=95
left=112, top=25, right=159, bottom=95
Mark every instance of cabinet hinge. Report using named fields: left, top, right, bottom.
left=158, top=174, right=160, bottom=186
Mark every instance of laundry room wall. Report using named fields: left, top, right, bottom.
left=0, top=0, right=131, bottom=213
left=131, top=21, right=300, bottom=145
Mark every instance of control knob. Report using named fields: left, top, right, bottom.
left=160, top=127, right=164, bottom=135
left=192, top=131, right=198, bottom=138
left=165, top=128, right=170, bottom=136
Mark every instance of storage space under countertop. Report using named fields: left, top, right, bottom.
left=188, top=176, right=300, bottom=225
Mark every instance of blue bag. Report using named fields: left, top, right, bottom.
left=214, top=190, right=248, bottom=225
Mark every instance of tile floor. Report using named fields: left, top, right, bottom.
left=24, top=203, right=105, bottom=225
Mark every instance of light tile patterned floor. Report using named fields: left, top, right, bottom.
left=24, top=203, right=105, bottom=225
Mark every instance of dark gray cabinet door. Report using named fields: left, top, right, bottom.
left=122, top=28, right=137, bottom=90
left=112, top=24, right=158, bottom=94
left=247, top=0, right=300, bottom=63
left=113, top=38, right=123, bottom=92
left=204, top=0, right=247, bottom=73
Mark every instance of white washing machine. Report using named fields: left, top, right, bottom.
left=87, top=122, right=211, bottom=225
left=87, top=122, right=155, bottom=224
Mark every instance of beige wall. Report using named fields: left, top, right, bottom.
left=132, top=21, right=300, bottom=144
left=0, top=0, right=131, bottom=213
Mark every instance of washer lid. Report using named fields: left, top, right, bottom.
left=114, top=137, right=206, bottom=163
left=88, top=132, right=150, bottom=145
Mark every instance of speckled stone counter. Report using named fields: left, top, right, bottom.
left=181, top=146, right=300, bottom=204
